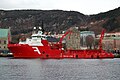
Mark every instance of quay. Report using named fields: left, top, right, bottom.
left=0, top=53, right=13, bottom=57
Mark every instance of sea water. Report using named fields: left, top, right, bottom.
left=0, top=58, right=120, bottom=80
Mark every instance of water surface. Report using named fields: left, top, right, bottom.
left=0, top=58, right=120, bottom=80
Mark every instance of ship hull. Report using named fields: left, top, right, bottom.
left=8, top=44, right=114, bottom=59
left=8, top=44, right=62, bottom=59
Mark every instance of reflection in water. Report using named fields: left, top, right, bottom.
left=0, top=58, right=120, bottom=80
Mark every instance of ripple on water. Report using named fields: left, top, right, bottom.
left=0, top=58, right=120, bottom=80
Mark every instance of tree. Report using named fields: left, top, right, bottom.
left=94, top=39, right=99, bottom=49
left=86, top=35, right=94, bottom=49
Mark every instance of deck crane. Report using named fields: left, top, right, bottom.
left=98, top=29, right=105, bottom=51
left=50, top=30, right=72, bottom=49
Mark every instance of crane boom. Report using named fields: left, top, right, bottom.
left=99, top=29, right=105, bottom=50
left=58, top=30, right=72, bottom=44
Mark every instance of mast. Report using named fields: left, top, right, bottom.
left=41, top=20, right=45, bottom=33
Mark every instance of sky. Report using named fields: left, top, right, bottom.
left=0, top=0, right=119, bottom=15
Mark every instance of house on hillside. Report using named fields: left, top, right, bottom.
left=0, top=28, right=11, bottom=54
left=96, top=32, right=120, bottom=53
left=102, top=32, right=120, bottom=52
left=65, top=27, right=80, bottom=50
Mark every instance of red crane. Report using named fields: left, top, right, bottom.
left=58, top=30, right=72, bottom=44
left=51, top=30, right=72, bottom=49
left=99, top=29, right=106, bottom=51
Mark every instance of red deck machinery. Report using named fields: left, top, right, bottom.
left=50, top=29, right=114, bottom=59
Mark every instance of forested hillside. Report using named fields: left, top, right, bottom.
left=0, top=7, right=120, bottom=41
left=87, top=7, right=120, bottom=34
left=0, top=10, right=88, bottom=35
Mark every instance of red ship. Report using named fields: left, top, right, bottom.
left=8, top=27, right=114, bottom=59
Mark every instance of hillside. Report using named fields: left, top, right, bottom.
left=87, top=7, right=120, bottom=34
left=0, top=10, right=88, bottom=35
left=0, top=7, right=120, bottom=42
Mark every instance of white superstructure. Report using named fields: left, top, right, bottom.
left=19, top=27, right=47, bottom=46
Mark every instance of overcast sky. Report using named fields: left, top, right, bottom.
left=0, top=0, right=119, bottom=15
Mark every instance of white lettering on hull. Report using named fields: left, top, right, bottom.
left=32, top=47, right=41, bottom=54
